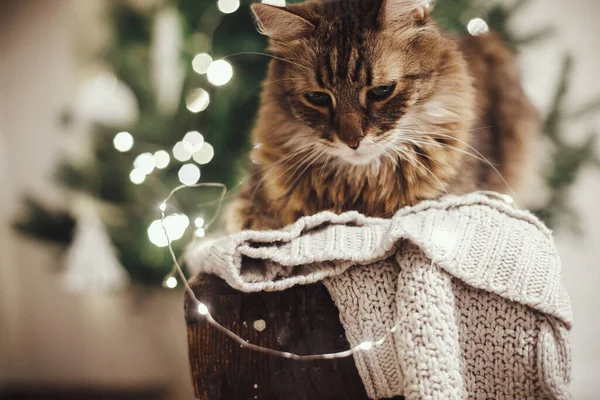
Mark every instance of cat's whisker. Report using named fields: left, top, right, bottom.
left=221, top=51, right=313, bottom=72
left=387, top=144, right=450, bottom=198
left=285, top=147, right=328, bottom=190
left=402, top=130, right=516, bottom=196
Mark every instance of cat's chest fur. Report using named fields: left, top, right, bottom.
left=259, top=154, right=474, bottom=226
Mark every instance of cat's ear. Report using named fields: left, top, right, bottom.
left=378, top=0, right=432, bottom=27
left=251, top=3, right=315, bottom=41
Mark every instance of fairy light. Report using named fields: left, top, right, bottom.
left=467, top=18, right=489, bottom=36
left=217, top=0, right=240, bottom=14
left=197, top=303, right=209, bottom=315
left=165, top=276, right=178, bottom=289
left=195, top=228, right=206, bottom=238
left=182, top=131, right=205, bottom=153
left=159, top=202, right=167, bottom=211
left=113, top=131, right=134, bottom=152
left=192, top=142, right=214, bottom=165
left=192, top=53, right=213, bottom=74
left=178, top=163, right=201, bottom=185
left=148, top=214, right=190, bottom=247
left=156, top=183, right=409, bottom=362
left=207, top=60, right=233, bottom=86
left=194, top=217, right=205, bottom=228
left=173, top=141, right=192, bottom=162
left=129, top=168, right=146, bottom=184
left=134, top=152, right=157, bottom=175
left=154, top=150, right=171, bottom=169
left=185, top=88, right=210, bottom=113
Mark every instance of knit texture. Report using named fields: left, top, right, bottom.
left=187, top=193, right=572, bottom=399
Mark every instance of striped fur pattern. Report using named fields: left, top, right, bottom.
left=226, top=0, right=539, bottom=231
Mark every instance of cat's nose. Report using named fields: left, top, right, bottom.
left=345, top=136, right=364, bottom=150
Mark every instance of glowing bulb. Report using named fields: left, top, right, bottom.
left=147, top=214, right=190, bottom=247
left=467, top=18, right=489, bottom=36
left=192, top=53, right=213, bottom=74
left=183, top=131, right=205, bottom=153
left=198, top=302, right=209, bottom=315
left=134, top=152, right=156, bottom=175
left=359, top=341, right=373, bottom=351
left=502, top=194, right=514, bottom=204
left=113, top=131, right=134, bottom=152
left=165, top=276, right=177, bottom=289
left=185, top=88, right=210, bottom=113
left=178, top=163, right=201, bottom=185
left=195, top=228, right=205, bottom=238
left=194, top=217, right=205, bottom=228
left=173, top=141, right=192, bottom=162
left=217, top=0, right=240, bottom=14
left=192, top=143, right=214, bottom=165
left=154, top=150, right=170, bottom=169
left=207, top=60, right=233, bottom=86
left=159, top=202, right=167, bottom=212
left=129, top=168, right=146, bottom=184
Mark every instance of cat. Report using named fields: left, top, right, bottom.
left=225, top=0, right=539, bottom=232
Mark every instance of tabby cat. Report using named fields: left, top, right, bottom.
left=226, top=0, right=539, bottom=231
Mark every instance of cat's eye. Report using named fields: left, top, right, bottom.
left=368, top=84, right=396, bottom=101
left=305, top=92, right=331, bottom=107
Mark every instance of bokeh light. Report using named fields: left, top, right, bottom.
left=185, top=88, right=210, bottom=113
left=113, top=131, right=134, bottom=152
left=173, top=141, right=192, bottom=162
left=147, top=214, right=190, bottom=247
left=154, top=150, right=171, bottom=169
left=467, top=18, right=489, bottom=36
left=183, top=131, right=205, bottom=153
left=217, top=0, right=240, bottom=14
left=192, top=142, right=214, bottom=165
left=134, top=152, right=156, bottom=175
left=178, top=163, right=201, bottom=185
left=129, top=168, right=146, bottom=184
left=192, top=53, right=213, bottom=74
left=207, top=60, right=233, bottom=86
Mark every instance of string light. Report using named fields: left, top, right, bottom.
left=195, top=228, right=206, bottom=238
left=164, top=276, right=178, bottom=289
left=197, top=303, right=209, bottom=315
left=134, top=152, right=156, bottom=175
left=467, top=18, right=489, bottom=36
left=183, top=131, right=205, bottom=153
left=192, top=53, right=213, bottom=74
left=194, top=217, right=205, bottom=228
left=159, top=202, right=167, bottom=212
left=178, top=163, right=201, bottom=185
left=129, top=168, right=146, bottom=184
left=157, top=183, right=405, bottom=362
left=192, top=142, right=214, bottom=165
left=154, top=150, right=171, bottom=169
left=148, top=214, right=189, bottom=247
left=207, top=60, right=233, bottom=86
left=173, top=141, right=192, bottom=162
left=113, top=131, right=134, bottom=152
left=185, top=88, right=210, bottom=113
left=217, top=0, right=240, bottom=14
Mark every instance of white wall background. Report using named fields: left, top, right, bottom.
left=0, top=0, right=598, bottom=399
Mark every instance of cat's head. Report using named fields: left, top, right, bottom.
left=251, top=0, right=475, bottom=167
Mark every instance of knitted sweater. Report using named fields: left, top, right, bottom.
left=186, top=193, right=572, bottom=399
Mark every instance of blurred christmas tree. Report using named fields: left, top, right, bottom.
left=14, top=0, right=600, bottom=288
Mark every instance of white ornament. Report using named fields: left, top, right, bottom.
left=152, top=7, right=184, bottom=115
left=72, top=72, right=139, bottom=127
left=62, top=208, right=129, bottom=294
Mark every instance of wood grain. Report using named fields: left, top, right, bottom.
left=185, top=275, right=403, bottom=400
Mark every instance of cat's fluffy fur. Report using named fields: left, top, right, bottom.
left=226, top=0, right=538, bottom=231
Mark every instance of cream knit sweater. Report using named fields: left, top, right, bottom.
left=186, top=193, right=572, bottom=399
